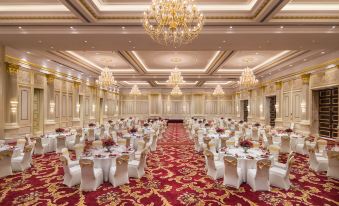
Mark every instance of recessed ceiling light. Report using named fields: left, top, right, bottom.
left=128, top=40, right=132, bottom=43
left=26, top=51, right=30, bottom=54
left=255, top=52, right=259, bottom=55
left=303, top=59, right=307, bottom=61
left=84, top=40, right=88, bottom=43
left=321, top=51, right=325, bottom=54
left=222, top=40, right=226, bottom=43
left=332, top=26, right=336, bottom=29
left=133, top=46, right=136, bottom=49
left=18, top=26, right=22, bottom=29
left=280, top=26, right=284, bottom=29
left=70, top=26, right=74, bottom=29
left=122, top=26, right=126, bottom=30
left=47, top=59, right=50, bottom=62
left=289, top=64, right=293, bottom=67
left=229, top=26, right=233, bottom=29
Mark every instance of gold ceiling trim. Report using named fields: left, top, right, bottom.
left=273, top=16, right=339, bottom=20
left=79, top=0, right=99, bottom=19
left=0, top=16, right=77, bottom=20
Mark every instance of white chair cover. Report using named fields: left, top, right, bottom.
left=327, top=151, right=339, bottom=179
left=129, top=149, right=148, bottom=178
left=204, top=150, right=224, bottom=180
left=280, top=136, right=291, bottom=154
left=270, top=156, right=294, bottom=190
left=16, top=139, right=26, bottom=152
left=11, top=145, right=33, bottom=172
left=0, top=150, right=13, bottom=178
left=109, top=155, right=129, bottom=187
left=60, top=156, right=81, bottom=187
left=79, top=159, right=103, bottom=191
left=74, top=144, right=85, bottom=160
left=223, top=156, right=242, bottom=189
left=308, top=148, right=328, bottom=172
left=56, top=135, right=66, bottom=153
left=247, top=159, right=271, bottom=191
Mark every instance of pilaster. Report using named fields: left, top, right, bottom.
left=275, top=81, right=283, bottom=127
left=4, top=62, right=19, bottom=130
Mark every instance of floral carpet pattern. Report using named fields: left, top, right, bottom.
left=0, top=123, right=338, bottom=206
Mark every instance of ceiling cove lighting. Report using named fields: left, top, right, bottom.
left=143, top=0, right=204, bottom=47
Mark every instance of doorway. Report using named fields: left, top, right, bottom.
left=79, top=95, right=84, bottom=127
left=33, top=88, right=43, bottom=135
left=267, top=96, right=277, bottom=127
left=319, top=88, right=338, bottom=139
left=99, top=98, right=104, bottom=125
left=240, top=100, right=249, bottom=122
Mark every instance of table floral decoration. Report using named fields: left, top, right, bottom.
left=102, top=138, right=116, bottom=152
left=240, top=140, right=253, bottom=153
left=216, top=127, right=225, bottom=134
left=88, top=123, right=96, bottom=127
left=55, top=128, right=65, bottom=134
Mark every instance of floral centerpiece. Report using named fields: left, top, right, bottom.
left=216, top=127, right=225, bottom=134
left=285, top=128, right=293, bottom=133
left=102, top=138, right=116, bottom=152
left=254, top=123, right=261, bottom=127
left=108, top=120, right=113, bottom=124
left=144, top=123, right=149, bottom=127
left=240, top=140, right=253, bottom=153
left=88, top=123, right=96, bottom=127
left=55, top=128, right=65, bottom=134
left=205, top=123, right=210, bottom=127
left=239, top=120, right=244, bottom=124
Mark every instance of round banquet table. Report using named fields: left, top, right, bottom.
left=43, top=133, right=75, bottom=152
left=218, top=147, right=273, bottom=182
left=81, top=146, right=135, bottom=182
left=0, top=145, right=21, bottom=158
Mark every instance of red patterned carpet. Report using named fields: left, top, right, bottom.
left=0, top=123, right=338, bottom=206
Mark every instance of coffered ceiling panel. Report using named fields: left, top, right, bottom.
left=133, top=51, right=218, bottom=71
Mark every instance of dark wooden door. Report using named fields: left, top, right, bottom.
left=268, top=96, right=276, bottom=127
left=319, top=88, right=338, bottom=139
left=243, top=100, right=248, bottom=122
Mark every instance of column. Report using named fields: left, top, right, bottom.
left=260, top=85, right=266, bottom=123
left=89, top=86, right=96, bottom=121
left=0, top=45, right=4, bottom=138
left=247, top=90, right=252, bottom=121
left=4, top=63, right=19, bottom=129
left=45, top=74, right=55, bottom=123
left=275, top=81, right=283, bottom=127
left=301, top=74, right=311, bottom=122
left=73, top=82, right=81, bottom=125
left=236, top=92, right=240, bottom=119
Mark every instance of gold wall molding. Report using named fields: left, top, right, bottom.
left=275, top=81, right=282, bottom=90
left=6, top=62, right=19, bottom=75
left=301, top=73, right=311, bottom=84
left=45, top=74, right=55, bottom=83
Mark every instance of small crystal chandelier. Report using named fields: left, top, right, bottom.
left=143, top=0, right=204, bottom=47
left=168, top=66, right=184, bottom=85
left=238, top=66, right=258, bottom=88
left=170, top=85, right=183, bottom=96
left=129, top=85, right=141, bottom=96
left=213, top=84, right=224, bottom=96
left=96, top=66, right=117, bottom=89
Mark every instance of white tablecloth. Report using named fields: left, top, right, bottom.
left=43, top=133, right=75, bottom=152
left=0, top=145, right=21, bottom=158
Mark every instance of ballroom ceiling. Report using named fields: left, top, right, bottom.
left=0, top=0, right=338, bottom=89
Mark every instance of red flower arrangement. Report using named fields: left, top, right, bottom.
left=216, top=128, right=225, bottom=133
left=285, top=128, right=293, bottom=133
left=108, top=120, right=113, bottom=124
left=254, top=123, right=261, bottom=127
left=88, top=123, right=96, bottom=127
left=102, top=138, right=116, bottom=148
left=240, top=140, right=253, bottom=148
left=55, top=128, right=65, bottom=133
left=130, top=127, right=137, bottom=133
left=144, top=123, right=149, bottom=127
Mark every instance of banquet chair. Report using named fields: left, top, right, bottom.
left=220, top=137, right=227, bottom=149
left=25, top=134, right=33, bottom=145
left=67, top=134, right=82, bottom=150
left=252, top=141, right=260, bottom=149
left=109, top=155, right=130, bottom=187
left=60, top=156, right=81, bottom=187
left=226, top=139, right=235, bottom=148
left=204, top=150, right=224, bottom=180
left=308, top=148, right=328, bottom=172
left=223, top=156, right=242, bottom=189
left=265, top=125, right=271, bottom=134
left=56, top=135, right=67, bottom=153
left=0, top=140, right=5, bottom=146
left=134, top=141, right=146, bottom=160
left=316, top=139, right=327, bottom=154
left=150, top=134, right=158, bottom=152
left=128, top=149, right=148, bottom=178
left=92, top=140, right=103, bottom=149
left=269, top=156, right=295, bottom=190
left=34, top=137, right=49, bottom=155
left=274, top=152, right=294, bottom=169
left=117, top=138, right=126, bottom=147
left=268, top=145, right=280, bottom=163
left=295, top=136, right=307, bottom=155
left=0, top=150, right=13, bottom=178
left=11, top=145, right=34, bottom=172
left=76, top=127, right=83, bottom=136
left=280, top=136, right=291, bottom=154
left=247, top=159, right=271, bottom=191
left=265, top=133, right=273, bottom=148
left=16, top=138, right=26, bottom=152
left=252, top=127, right=259, bottom=141
left=327, top=151, right=339, bottom=179
left=87, top=128, right=95, bottom=141
left=61, top=148, right=79, bottom=167
left=79, top=159, right=103, bottom=191
left=126, top=137, right=132, bottom=149
left=194, top=135, right=203, bottom=152
left=100, top=126, right=105, bottom=138
left=272, top=135, right=281, bottom=145
left=74, top=144, right=85, bottom=160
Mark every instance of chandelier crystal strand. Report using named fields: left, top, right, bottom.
left=96, top=66, right=117, bottom=89
left=129, top=84, right=141, bottom=95
left=170, top=85, right=183, bottom=96
left=168, top=66, right=184, bottom=85
left=237, top=66, right=258, bottom=88
left=143, top=0, right=204, bottom=47
left=213, top=84, right=224, bottom=96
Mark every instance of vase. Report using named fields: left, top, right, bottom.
left=243, top=147, right=249, bottom=153
left=105, top=146, right=112, bottom=152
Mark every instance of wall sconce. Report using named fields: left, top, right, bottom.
left=300, top=101, right=306, bottom=113
left=274, top=104, right=279, bottom=113
left=236, top=105, right=239, bottom=113
left=115, top=105, right=119, bottom=112
left=92, top=104, right=96, bottom=112
left=259, top=104, right=263, bottom=113
left=76, top=103, right=80, bottom=113
left=49, top=102, right=55, bottom=113
left=105, top=105, right=108, bottom=112
left=247, top=105, right=250, bottom=112
left=10, top=101, right=18, bottom=113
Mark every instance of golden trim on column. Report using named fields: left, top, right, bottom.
left=275, top=81, right=282, bottom=90
left=301, top=73, right=311, bottom=84
left=45, top=74, right=55, bottom=83
left=6, top=62, right=19, bottom=75
left=74, top=81, right=81, bottom=89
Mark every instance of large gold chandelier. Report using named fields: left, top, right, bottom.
left=170, top=85, right=183, bottom=96
left=96, top=66, right=117, bottom=89
left=213, top=84, right=224, bottom=96
left=130, top=85, right=141, bottom=96
left=143, top=0, right=204, bottom=47
left=168, top=66, right=184, bottom=85
left=238, top=66, right=258, bottom=88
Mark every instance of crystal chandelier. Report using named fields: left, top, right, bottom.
left=129, top=85, right=141, bottom=96
left=168, top=66, right=184, bottom=85
left=213, top=84, right=224, bottom=96
left=237, top=66, right=258, bottom=88
left=96, top=66, right=117, bottom=89
left=170, top=85, right=183, bottom=96
left=143, top=0, right=204, bottom=47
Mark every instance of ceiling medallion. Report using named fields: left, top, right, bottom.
left=143, top=0, right=204, bottom=47
left=96, top=65, right=118, bottom=90
left=168, top=66, right=184, bottom=85
left=170, top=85, right=183, bottom=96
left=213, top=84, right=224, bottom=96
left=130, top=84, right=142, bottom=96
left=237, top=59, right=258, bottom=88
